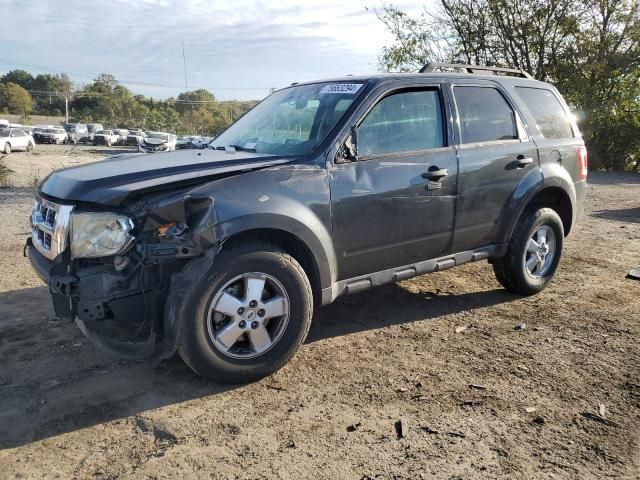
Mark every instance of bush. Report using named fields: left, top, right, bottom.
left=0, top=159, right=14, bottom=187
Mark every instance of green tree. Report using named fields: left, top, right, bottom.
left=1, top=69, right=34, bottom=90
left=377, top=0, right=640, bottom=170
left=0, top=82, right=33, bottom=118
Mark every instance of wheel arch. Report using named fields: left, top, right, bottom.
left=219, top=227, right=324, bottom=308
left=500, top=166, right=577, bottom=243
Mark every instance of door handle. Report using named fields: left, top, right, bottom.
left=422, top=167, right=450, bottom=181
left=515, top=156, right=534, bottom=167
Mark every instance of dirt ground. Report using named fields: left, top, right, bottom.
left=0, top=146, right=638, bottom=479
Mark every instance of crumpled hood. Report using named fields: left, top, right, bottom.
left=39, top=149, right=293, bottom=205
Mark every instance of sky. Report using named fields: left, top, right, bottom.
left=0, top=0, right=427, bottom=101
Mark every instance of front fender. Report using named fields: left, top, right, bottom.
left=192, top=163, right=337, bottom=290
left=498, top=163, right=577, bottom=243
left=216, top=211, right=336, bottom=289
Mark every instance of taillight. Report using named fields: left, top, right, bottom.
left=577, top=145, right=588, bottom=181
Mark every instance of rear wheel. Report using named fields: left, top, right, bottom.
left=26, top=142, right=33, bottom=152
left=493, top=207, right=564, bottom=295
left=3, top=142, right=10, bottom=154
left=177, top=242, right=313, bottom=383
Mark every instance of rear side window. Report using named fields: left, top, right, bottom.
left=515, top=87, right=574, bottom=139
left=358, top=89, right=444, bottom=156
left=454, top=86, right=517, bottom=144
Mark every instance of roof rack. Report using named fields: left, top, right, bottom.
left=419, top=63, right=533, bottom=79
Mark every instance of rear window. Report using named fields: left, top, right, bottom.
left=454, top=86, right=518, bottom=144
left=515, top=87, right=574, bottom=139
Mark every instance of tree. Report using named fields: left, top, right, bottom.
left=1, top=69, right=34, bottom=90
left=377, top=0, right=640, bottom=171
left=0, top=82, right=33, bottom=118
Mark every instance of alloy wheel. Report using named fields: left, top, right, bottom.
left=524, top=225, right=556, bottom=278
left=207, top=272, right=290, bottom=359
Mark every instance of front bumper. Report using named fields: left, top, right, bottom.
left=26, top=238, right=168, bottom=359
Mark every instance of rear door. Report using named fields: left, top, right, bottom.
left=450, top=81, right=539, bottom=253
left=330, top=85, right=458, bottom=280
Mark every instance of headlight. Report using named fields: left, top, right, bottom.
left=70, top=212, right=134, bottom=258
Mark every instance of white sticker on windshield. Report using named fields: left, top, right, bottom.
left=320, top=83, right=363, bottom=95
left=244, top=142, right=257, bottom=150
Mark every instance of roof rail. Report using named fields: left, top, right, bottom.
left=419, top=63, right=533, bottom=79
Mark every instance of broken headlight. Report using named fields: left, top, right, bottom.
left=70, top=212, right=134, bottom=258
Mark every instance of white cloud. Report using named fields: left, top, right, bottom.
left=0, top=0, right=427, bottom=100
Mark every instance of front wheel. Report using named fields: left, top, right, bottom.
left=3, top=142, right=10, bottom=154
left=177, top=242, right=313, bottom=383
left=26, top=142, right=33, bottom=152
left=493, top=207, right=564, bottom=295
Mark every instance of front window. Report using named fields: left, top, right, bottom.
left=64, top=124, right=76, bottom=132
left=147, top=132, right=169, bottom=141
left=211, top=82, right=366, bottom=155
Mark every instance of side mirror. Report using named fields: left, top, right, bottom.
left=336, top=125, right=358, bottom=164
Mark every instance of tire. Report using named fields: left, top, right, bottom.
left=3, top=143, right=10, bottom=154
left=493, top=207, right=564, bottom=295
left=26, top=142, right=33, bottom=152
left=177, top=242, right=313, bottom=383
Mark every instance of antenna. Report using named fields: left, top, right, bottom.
left=181, top=41, right=189, bottom=90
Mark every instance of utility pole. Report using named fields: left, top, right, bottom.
left=182, top=41, right=189, bottom=90
left=64, top=95, right=69, bottom=123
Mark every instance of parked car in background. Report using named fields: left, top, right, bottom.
left=192, top=136, right=214, bottom=149
left=40, top=128, right=68, bottom=144
left=92, top=129, right=119, bottom=146
left=19, top=125, right=35, bottom=136
left=112, top=129, right=129, bottom=145
left=127, top=129, right=145, bottom=146
left=139, top=131, right=177, bottom=153
left=86, top=123, right=104, bottom=143
left=176, top=136, right=196, bottom=149
left=64, top=123, right=89, bottom=144
left=33, top=125, right=55, bottom=144
left=1, top=128, right=34, bottom=153
left=0, top=119, right=8, bottom=129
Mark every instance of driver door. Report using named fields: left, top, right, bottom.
left=329, top=87, right=458, bottom=280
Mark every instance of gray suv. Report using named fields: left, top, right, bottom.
left=26, top=64, right=587, bottom=383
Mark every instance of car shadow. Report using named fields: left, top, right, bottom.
left=591, top=206, right=640, bottom=224
left=0, top=283, right=515, bottom=449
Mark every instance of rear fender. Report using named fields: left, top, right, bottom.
left=497, top=163, right=576, bottom=244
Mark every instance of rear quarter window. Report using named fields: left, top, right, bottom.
left=515, top=87, right=574, bottom=139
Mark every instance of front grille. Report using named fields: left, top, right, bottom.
left=31, top=196, right=73, bottom=260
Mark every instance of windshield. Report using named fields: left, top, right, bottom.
left=45, top=129, right=58, bottom=133
left=96, top=130, right=109, bottom=135
left=64, top=124, right=76, bottom=132
left=211, top=82, right=365, bottom=155
left=147, top=132, right=168, bottom=140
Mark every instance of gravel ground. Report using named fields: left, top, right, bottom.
left=0, top=146, right=638, bottom=479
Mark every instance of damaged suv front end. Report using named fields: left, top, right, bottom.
left=27, top=188, right=214, bottom=358
left=25, top=147, right=300, bottom=360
